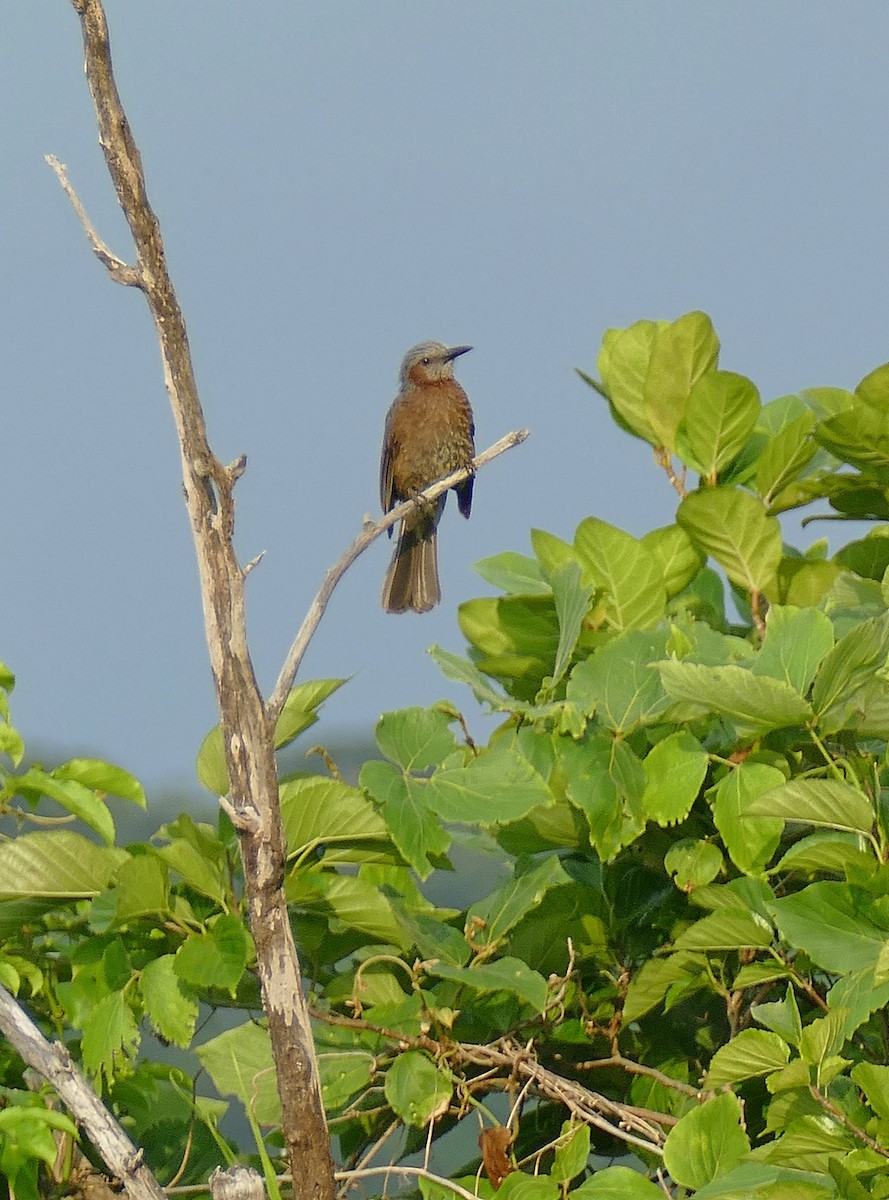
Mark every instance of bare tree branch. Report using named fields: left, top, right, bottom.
left=0, top=982, right=165, bottom=1200
left=45, top=154, right=142, bottom=286
left=312, top=1009, right=668, bottom=1158
left=266, top=428, right=529, bottom=727
left=57, top=1, right=336, bottom=1195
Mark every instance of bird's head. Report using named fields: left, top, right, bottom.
left=399, top=341, right=472, bottom=388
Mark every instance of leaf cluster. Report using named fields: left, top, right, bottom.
left=4, top=311, right=889, bottom=1198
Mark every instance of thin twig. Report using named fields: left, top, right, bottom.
left=809, top=1085, right=889, bottom=1159
left=45, top=155, right=142, bottom=286
left=335, top=1166, right=480, bottom=1200
left=266, top=428, right=530, bottom=726
left=312, top=1008, right=668, bottom=1156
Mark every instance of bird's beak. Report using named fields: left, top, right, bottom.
left=445, top=345, right=472, bottom=361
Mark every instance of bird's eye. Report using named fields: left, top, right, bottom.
left=421, top=357, right=430, bottom=366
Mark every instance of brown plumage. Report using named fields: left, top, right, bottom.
left=380, top=341, right=476, bottom=613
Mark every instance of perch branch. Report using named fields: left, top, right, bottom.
left=266, top=427, right=529, bottom=726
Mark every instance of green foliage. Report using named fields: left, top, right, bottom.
left=6, top=311, right=889, bottom=1196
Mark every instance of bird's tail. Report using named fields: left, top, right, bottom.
left=382, top=516, right=441, bottom=613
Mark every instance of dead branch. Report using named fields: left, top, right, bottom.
left=0, top=982, right=165, bottom=1200
left=54, top=1, right=335, bottom=1195
left=312, top=1009, right=668, bottom=1158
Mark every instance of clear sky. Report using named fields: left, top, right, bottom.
left=5, top=4, right=889, bottom=798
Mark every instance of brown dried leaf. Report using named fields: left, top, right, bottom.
left=479, top=1125, right=514, bottom=1190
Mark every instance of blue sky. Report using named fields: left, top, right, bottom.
left=5, top=4, right=889, bottom=797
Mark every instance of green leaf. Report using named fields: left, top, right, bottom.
left=466, top=857, right=570, bottom=951
left=774, top=830, right=876, bottom=878
left=0, top=831, right=126, bottom=900
left=596, top=318, right=664, bottom=444
left=640, top=524, right=705, bottom=599
left=376, top=707, right=458, bottom=771
left=13, top=767, right=115, bottom=845
left=280, top=774, right=391, bottom=864
left=835, top=535, right=889, bottom=582
left=850, top=1061, right=889, bottom=1122
left=811, top=612, right=889, bottom=733
left=574, top=518, right=666, bottom=630
left=657, top=661, right=812, bottom=736
left=497, top=1174, right=560, bottom=1200
left=429, top=645, right=513, bottom=711
left=711, top=763, right=786, bottom=875
left=317, top=1049, right=374, bottom=1112
left=551, top=1122, right=590, bottom=1184
left=677, top=486, right=782, bottom=595
left=474, top=551, right=551, bottom=596
left=672, top=909, right=774, bottom=952
left=195, top=1020, right=280, bottom=1124
left=140, top=955, right=198, bottom=1048
left=0, top=720, right=25, bottom=768
left=572, top=1165, right=664, bottom=1198
left=769, top=883, right=887, bottom=974
left=623, top=953, right=704, bottom=1024
left=751, top=605, right=835, bottom=694
left=689, top=1163, right=833, bottom=1199
left=384, top=1051, right=452, bottom=1126
left=548, top=562, right=593, bottom=690
left=756, top=409, right=819, bottom=505
left=428, top=741, right=554, bottom=826
left=196, top=726, right=227, bottom=795
left=81, top=990, right=140, bottom=1084
left=662, top=1093, right=750, bottom=1190
left=855, top=360, right=889, bottom=407
left=664, top=839, right=723, bottom=891
left=52, top=758, right=146, bottom=807
left=685, top=370, right=760, bottom=480
left=427, top=958, right=549, bottom=1013
left=815, top=403, right=889, bottom=478
left=558, top=736, right=645, bottom=861
left=174, top=913, right=248, bottom=995
left=566, top=629, right=671, bottom=730
left=289, top=869, right=409, bottom=947
left=704, top=1029, right=790, bottom=1087
left=777, top=556, right=841, bottom=606
left=114, top=854, right=170, bottom=922
left=745, top=779, right=874, bottom=837
left=644, top=310, right=721, bottom=453
left=751, top=984, right=802, bottom=1047
left=274, top=678, right=346, bottom=750
left=755, top=1114, right=855, bottom=1169
left=641, top=731, right=709, bottom=826
left=459, top=594, right=560, bottom=700
left=360, top=760, right=449, bottom=879
left=155, top=838, right=226, bottom=904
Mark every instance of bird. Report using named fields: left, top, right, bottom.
left=380, top=341, right=476, bottom=613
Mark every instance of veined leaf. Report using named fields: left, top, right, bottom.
left=574, top=518, right=666, bottom=630
left=643, top=310, right=721, bottom=453
left=426, top=958, right=548, bottom=1013
left=704, top=1029, right=790, bottom=1088
left=678, top=486, right=782, bottom=595
left=685, top=370, right=760, bottom=481
left=657, top=660, right=812, bottom=735
left=745, top=778, right=874, bottom=837
left=663, top=1093, right=750, bottom=1190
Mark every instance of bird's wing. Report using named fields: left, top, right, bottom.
left=380, top=415, right=395, bottom=514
